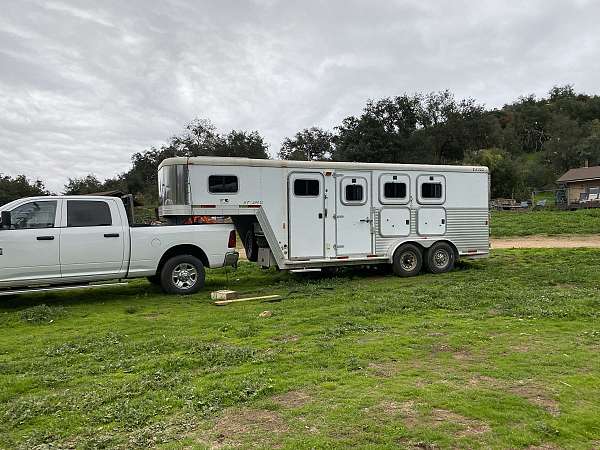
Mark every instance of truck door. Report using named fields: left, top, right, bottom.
left=288, top=172, right=325, bottom=259
left=0, top=199, right=61, bottom=285
left=335, top=173, right=372, bottom=255
left=60, top=199, right=126, bottom=278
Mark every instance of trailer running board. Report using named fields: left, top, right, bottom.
left=0, top=282, right=129, bottom=297
left=290, top=268, right=323, bottom=273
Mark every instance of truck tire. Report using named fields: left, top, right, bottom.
left=392, top=244, right=422, bottom=277
left=245, top=230, right=259, bottom=262
left=425, top=242, right=455, bottom=274
left=160, top=254, right=205, bottom=295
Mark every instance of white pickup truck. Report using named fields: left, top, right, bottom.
left=0, top=196, right=238, bottom=296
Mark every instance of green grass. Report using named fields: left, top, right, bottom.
left=491, top=209, right=600, bottom=237
left=1, top=250, right=600, bottom=448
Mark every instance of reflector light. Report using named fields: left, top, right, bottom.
left=228, top=230, right=236, bottom=248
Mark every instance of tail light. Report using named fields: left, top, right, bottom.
left=228, top=230, right=236, bottom=248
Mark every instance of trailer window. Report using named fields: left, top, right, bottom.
left=67, top=201, right=112, bottom=227
left=345, top=184, right=364, bottom=202
left=421, top=182, right=443, bottom=199
left=209, top=175, right=238, bottom=194
left=384, top=182, right=406, bottom=199
left=294, top=179, right=319, bottom=196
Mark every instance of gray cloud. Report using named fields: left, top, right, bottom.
left=1, top=0, right=599, bottom=192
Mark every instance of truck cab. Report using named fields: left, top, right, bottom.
left=0, top=196, right=128, bottom=288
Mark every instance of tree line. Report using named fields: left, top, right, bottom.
left=3, top=85, right=600, bottom=206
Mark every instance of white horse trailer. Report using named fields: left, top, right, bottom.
left=158, top=157, right=489, bottom=276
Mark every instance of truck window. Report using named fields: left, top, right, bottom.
left=294, top=179, right=319, bottom=196
left=209, top=175, right=238, bottom=193
left=10, top=201, right=57, bottom=229
left=345, top=184, right=364, bottom=202
left=384, top=182, right=406, bottom=199
left=67, top=201, right=112, bottom=227
left=421, top=183, right=442, bottom=199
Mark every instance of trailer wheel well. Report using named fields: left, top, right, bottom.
left=156, top=244, right=210, bottom=275
left=390, top=241, right=425, bottom=260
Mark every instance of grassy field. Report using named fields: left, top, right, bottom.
left=491, top=209, right=600, bottom=237
left=1, top=250, right=600, bottom=449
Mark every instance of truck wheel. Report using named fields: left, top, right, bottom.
left=160, top=255, right=205, bottom=295
left=425, top=242, right=455, bottom=274
left=392, top=244, right=422, bottom=277
left=245, top=230, right=259, bottom=262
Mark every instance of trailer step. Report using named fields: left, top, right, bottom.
left=0, top=282, right=128, bottom=297
left=290, top=268, right=322, bottom=273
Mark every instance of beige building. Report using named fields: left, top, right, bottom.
left=557, top=166, right=600, bottom=205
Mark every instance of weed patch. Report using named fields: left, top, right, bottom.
left=19, top=304, right=65, bottom=324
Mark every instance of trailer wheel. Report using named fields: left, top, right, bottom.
left=392, top=244, right=422, bottom=277
left=425, top=242, right=455, bottom=274
left=160, top=254, right=205, bottom=295
left=244, top=230, right=259, bottom=262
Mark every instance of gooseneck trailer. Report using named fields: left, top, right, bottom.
left=158, top=157, right=489, bottom=276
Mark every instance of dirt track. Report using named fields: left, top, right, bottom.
left=491, top=234, right=600, bottom=249
left=236, top=235, right=600, bottom=261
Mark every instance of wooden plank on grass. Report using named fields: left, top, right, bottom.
left=214, top=294, right=281, bottom=306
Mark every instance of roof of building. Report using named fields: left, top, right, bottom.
left=557, top=166, right=600, bottom=183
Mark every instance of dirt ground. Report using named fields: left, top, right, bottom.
left=236, top=235, right=600, bottom=262
left=491, top=234, right=600, bottom=249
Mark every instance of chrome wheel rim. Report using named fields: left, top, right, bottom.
left=433, top=249, right=449, bottom=268
left=400, top=251, right=418, bottom=271
left=172, top=263, right=198, bottom=290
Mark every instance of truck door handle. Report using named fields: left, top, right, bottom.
left=360, top=218, right=371, bottom=223
left=318, top=213, right=323, bottom=219
left=36, top=236, right=54, bottom=241
left=104, top=233, right=120, bottom=238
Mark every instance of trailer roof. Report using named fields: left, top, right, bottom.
left=159, top=156, right=488, bottom=173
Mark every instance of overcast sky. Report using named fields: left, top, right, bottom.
left=1, top=0, right=599, bottom=192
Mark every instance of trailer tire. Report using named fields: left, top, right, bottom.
left=160, top=254, right=205, bottom=295
left=425, top=242, right=455, bottom=274
left=392, top=244, right=422, bottom=277
left=245, top=231, right=259, bottom=262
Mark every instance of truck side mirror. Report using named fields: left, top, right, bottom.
left=1, top=211, right=11, bottom=229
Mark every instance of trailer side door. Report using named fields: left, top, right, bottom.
left=335, top=172, right=373, bottom=255
left=288, top=172, right=325, bottom=259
